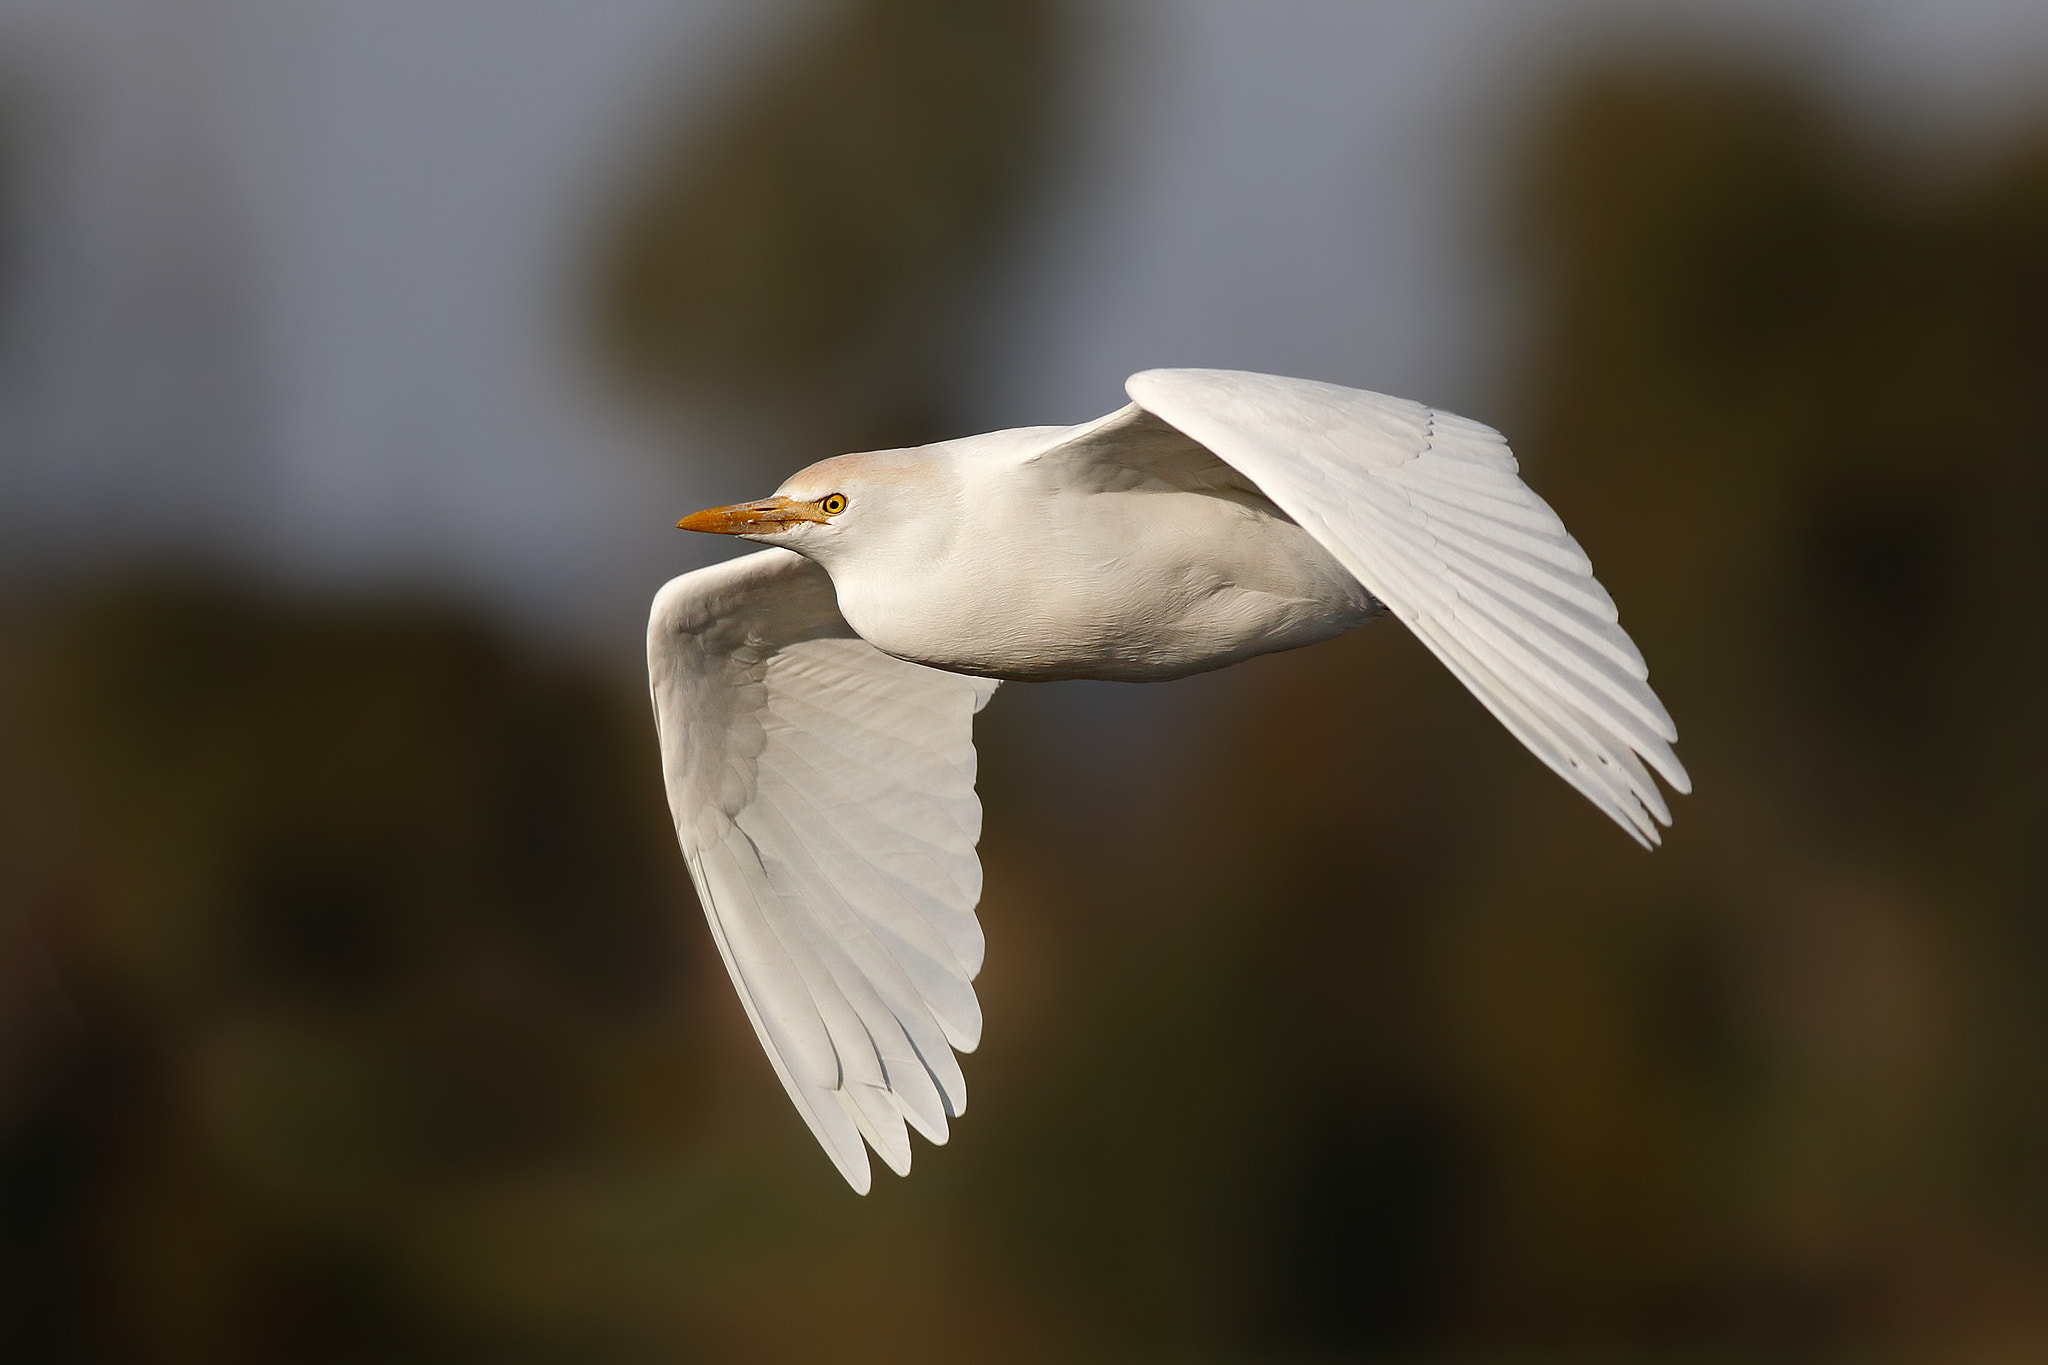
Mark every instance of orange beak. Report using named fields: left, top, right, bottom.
left=675, top=495, right=826, bottom=535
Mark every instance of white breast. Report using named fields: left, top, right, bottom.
left=829, top=476, right=1380, bottom=682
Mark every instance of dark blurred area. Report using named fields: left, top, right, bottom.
left=3, top=2, right=2048, bottom=1361
left=594, top=0, right=1056, bottom=455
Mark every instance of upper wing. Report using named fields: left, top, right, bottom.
left=647, top=547, right=998, bottom=1191
left=1118, top=367, right=1690, bottom=846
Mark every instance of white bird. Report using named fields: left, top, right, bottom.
left=647, top=368, right=1688, bottom=1192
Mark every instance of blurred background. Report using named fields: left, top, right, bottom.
left=2, top=0, right=2047, bottom=1359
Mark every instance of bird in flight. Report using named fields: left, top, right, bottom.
left=648, top=368, right=1688, bottom=1191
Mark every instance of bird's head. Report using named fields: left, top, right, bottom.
left=676, top=448, right=957, bottom=569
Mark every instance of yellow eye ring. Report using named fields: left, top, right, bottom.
left=820, top=494, right=847, bottom=515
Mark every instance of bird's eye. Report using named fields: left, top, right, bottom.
left=820, top=494, right=847, bottom=515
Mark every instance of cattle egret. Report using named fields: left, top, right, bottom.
left=648, top=369, right=1689, bottom=1191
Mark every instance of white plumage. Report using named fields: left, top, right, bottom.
left=647, top=368, right=1689, bottom=1191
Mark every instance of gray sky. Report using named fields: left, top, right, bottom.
left=2, top=0, right=2044, bottom=657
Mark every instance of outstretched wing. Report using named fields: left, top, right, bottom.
left=1114, top=367, right=1689, bottom=846
left=647, top=547, right=998, bottom=1191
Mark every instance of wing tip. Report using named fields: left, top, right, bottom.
left=828, top=1140, right=873, bottom=1194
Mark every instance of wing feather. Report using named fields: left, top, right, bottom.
left=648, top=548, right=996, bottom=1191
left=1123, top=368, right=1690, bottom=845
